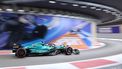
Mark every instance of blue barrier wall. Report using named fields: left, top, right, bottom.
left=0, top=13, right=95, bottom=49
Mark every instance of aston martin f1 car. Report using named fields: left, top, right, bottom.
left=12, top=41, right=80, bottom=58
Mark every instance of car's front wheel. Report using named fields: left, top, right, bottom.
left=64, top=47, right=73, bottom=55
left=15, top=48, right=27, bottom=58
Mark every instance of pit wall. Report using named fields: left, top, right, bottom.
left=97, top=24, right=122, bottom=39
left=0, top=12, right=97, bottom=49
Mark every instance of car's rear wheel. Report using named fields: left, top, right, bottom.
left=15, top=48, right=26, bottom=58
left=64, top=47, right=73, bottom=55
left=73, top=49, right=80, bottom=55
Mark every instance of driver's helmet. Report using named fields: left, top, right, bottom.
left=62, top=44, right=65, bottom=46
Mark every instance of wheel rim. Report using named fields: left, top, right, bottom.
left=67, top=48, right=72, bottom=53
left=66, top=47, right=72, bottom=55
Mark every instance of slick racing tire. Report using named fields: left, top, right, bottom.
left=64, top=47, right=73, bottom=55
left=73, top=49, right=80, bottom=55
left=15, top=48, right=27, bottom=58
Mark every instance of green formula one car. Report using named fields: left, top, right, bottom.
left=12, top=42, right=80, bottom=58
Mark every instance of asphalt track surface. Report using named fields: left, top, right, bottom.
left=0, top=39, right=122, bottom=67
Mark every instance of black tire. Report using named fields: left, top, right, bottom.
left=73, top=49, right=80, bottom=55
left=64, top=47, right=73, bottom=55
left=15, top=48, right=26, bottom=58
left=49, top=50, right=58, bottom=56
